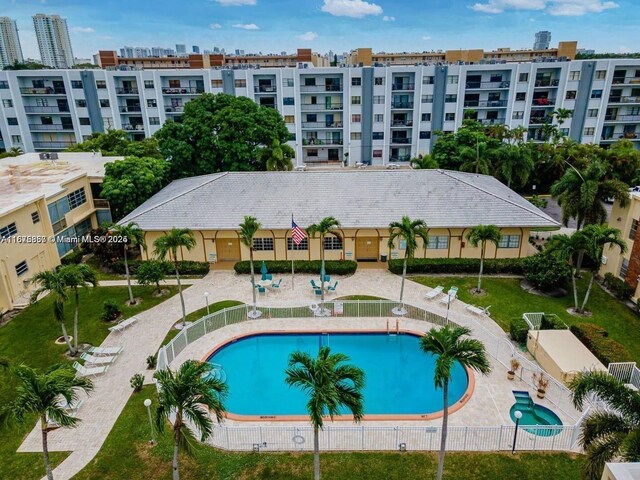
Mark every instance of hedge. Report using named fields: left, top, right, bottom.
left=603, top=273, right=634, bottom=301
left=60, top=248, right=84, bottom=265
left=233, top=260, right=357, bottom=276
left=388, top=257, right=524, bottom=275
left=110, top=259, right=210, bottom=276
left=522, top=253, right=571, bottom=292
left=570, top=323, right=634, bottom=365
left=509, top=317, right=529, bottom=343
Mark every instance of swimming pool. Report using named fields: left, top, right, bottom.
left=510, top=391, right=563, bottom=436
left=205, top=331, right=473, bottom=420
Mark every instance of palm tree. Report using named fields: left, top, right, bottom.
left=498, top=143, right=534, bottom=189
left=465, top=225, right=501, bottom=293
left=260, top=139, right=295, bottom=171
left=545, top=232, right=586, bottom=312
left=410, top=154, right=439, bottom=169
left=1, top=364, right=94, bottom=480
left=420, top=325, right=491, bottom=480
left=238, top=216, right=262, bottom=318
left=153, top=228, right=196, bottom=327
left=154, top=360, right=227, bottom=480
left=552, top=108, right=573, bottom=129
left=578, top=224, right=627, bottom=313
left=541, top=123, right=559, bottom=143
left=30, top=270, right=74, bottom=355
left=58, top=264, right=98, bottom=354
left=570, top=371, right=640, bottom=480
left=307, top=217, right=341, bottom=313
left=459, top=139, right=493, bottom=174
left=388, top=216, right=429, bottom=313
left=8, top=146, right=23, bottom=156
left=285, top=346, right=365, bottom=480
left=110, top=222, right=146, bottom=305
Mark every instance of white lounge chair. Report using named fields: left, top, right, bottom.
left=439, top=287, right=458, bottom=305
left=425, top=285, right=444, bottom=300
left=466, top=304, right=491, bottom=316
left=80, top=353, right=117, bottom=365
left=73, top=361, right=108, bottom=377
left=88, top=346, right=123, bottom=356
left=108, top=316, right=139, bottom=333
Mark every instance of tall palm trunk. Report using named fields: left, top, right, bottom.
left=319, top=234, right=325, bottom=312
left=123, top=246, right=134, bottom=304
left=60, top=320, right=75, bottom=355
left=313, top=424, right=320, bottom=480
left=436, top=380, right=449, bottom=480
left=575, top=249, right=585, bottom=278
left=40, top=417, right=53, bottom=480
left=399, top=250, right=408, bottom=305
left=570, top=267, right=579, bottom=311
left=72, top=288, right=79, bottom=353
left=477, top=242, right=485, bottom=292
left=249, top=248, right=257, bottom=315
left=174, top=259, right=186, bottom=326
left=173, top=419, right=181, bottom=480
left=579, top=271, right=596, bottom=313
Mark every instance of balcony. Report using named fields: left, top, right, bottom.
left=115, top=87, right=139, bottom=95
left=391, top=137, right=412, bottom=144
left=33, top=141, right=76, bottom=149
left=164, top=106, right=184, bottom=113
left=534, top=79, right=560, bottom=87
left=463, top=100, right=508, bottom=108
left=301, top=121, right=343, bottom=129
left=391, top=120, right=413, bottom=127
left=479, top=118, right=506, bottom=125
left=604, top=114, right=640, bottom=122
left=609, top=96, right=640, bottom=104
left=161, top=86, right=204, bottom=95
left=465, top=81, right=510, bottom=89
left=601, top=133, right=638, bottom=141
left=254, top=85, right=277, bottom=93
left=23, top=105, right=70, bottom=114
left=93, top=199, right=110, bottom=209
left=119, top=106, right=142, bottom=113
left=531, top=98, right=556, bottom=107
left=529, top=117, right=553, bottom=125
left=300, top=84, right=343, bottom=92
left=392, top=83, right=415, bottom=91
left=29, top=123, right=74, bottom=131
left=20, top=87, right=66, bottom=95
left=612, top=76, right=640, bottom=85
left=302, top=138, right=343, bottom=146
left=122, top=124, right=145, bottom=131
left=391, top=101, right=414, bottom=109
left=389, top=155, right=411, bottom=162
left=301, top=103, right=343, bottom=111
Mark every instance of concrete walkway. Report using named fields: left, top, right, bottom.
left=18, top=268, right=511, bottom=479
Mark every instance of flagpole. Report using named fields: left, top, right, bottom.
left=291, top=214, right=295, bottom=290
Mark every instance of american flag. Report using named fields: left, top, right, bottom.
left=291, top=218, right=307, bottom=245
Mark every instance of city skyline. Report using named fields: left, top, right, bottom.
left=0, top=0, right=638, bottom=63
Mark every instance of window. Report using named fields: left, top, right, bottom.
left=79, top=118, right=91, bottom=125
left=595, top=70, right=606, bottom=80
left=351, top=114, right=361, bottom=123
left=428, top=236, right=448, bottom=249
left=620, top=258, right=629, bottom=278
left=584, top=127, right=595, bottom=136
left=40, top=115, right=53, bottom=125
left=96, top=80, right=106, bottom=89
left=591, top=89, right=603, bottom=99
left=11, top=135, right=21, bottom=144
left=211, top=79, right=223, bottom=88
left=512, top=111, right=524, bottom=119
left=253, top=238, right=274, bottom=251
left=350, top=132, right=362, bottom=140
left=284, top=115, right=294, bottom=124
left=149, top=117, right=160, bottom=125
left=629, top=219, right=638, bottom=240
left=419, top=131, right=431, bottom=139
left=373, top=149, right=382, bottom=157
left=374, top=114, right=384, bottom=123
left=515, top=92, right=526, bottom=101
left=373, top=95, right=384, bottom=104
left=445, top=113, right=455, bottom=121
left=587, top=109, right=598, bottom=117
left=284, top=78, right=294, bottom=87
left=499, top=235, right=520, bottom=248
left=0, top=81, right=8, bottom=89
left=518, top=73, right=529, bottom=82
left=421, top=95, right=433, bottom=103
left=372, top=132, right=384, bottom=140
left=234, top=79, right=246, bottom=88
left=447, top=75, right=458, bottom=84
left=304, top=78, right=316, bottom=86
left=421, top=113, right=431, bottom=122
left=287, top=238, right=308, bottom=250
left=0, top=222, right=18, bottom=239
left=67, top=187, right=87, bottom=210
left=147, top=99, right=157, bottom=108
left=71, top=80, right=83, bottom=88
left=48, top=197, right=69, bottom=233
left=566, top=90, right=577, bottom=100
left=168, top=79, right=181, bottom=88
left=307, top=149, right=318, bottom=157
left=569, top=71, right=581, bottom=81
left=324, top=236, right=342, bottom=250
left=144, top=80, right=154, bottom=88
left=75, top=99, right=87, bottom=108
left=351, top=77, right=361, bottom=86
left=7, top=118, right=18, bottom=126
left=422, top=76, right=434, bottom=85
left=559, top=128, right=569, bottom=136
left=283, top=97, right=294, bottom=106
left=445, top=94, right=457, bottom=103
left=99, top=99, right=110, bottom=108
left=31, top=211, right=40, bottom=224
left=15, top=260, right=28, bottom=277
left=2, top=99, right=13, bottom=107
left=374, top=77, right=385, bottom=85
left=351, top=96, right=361, bottom=105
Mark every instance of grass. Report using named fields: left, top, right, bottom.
left=410, top=274, right=640, bottom=362
left=0, top=285, right=179, bottom=479
left=75, top=385, right=584, bottom=480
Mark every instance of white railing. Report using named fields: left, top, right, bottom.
left=523, top=312, right=564, bottom=330
left=608, top=362, right=640, bottom=390
left=156, top=300, right=585, bottom=453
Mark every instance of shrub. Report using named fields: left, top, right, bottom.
left=509, top=317, right=529, bottom=343
left=130, top=373, right=144, bottom=392
left=101, top=299, right=121, bottom=322
left=233, top=260, right=357, bottom=276
left=146, top=354, right=157, bottom=369
left=602, top=272, right=634, bottom=301
left=60, top=248, right=84, bottom=265
left=570, top=323, right=634, bottom=365
left=388, top=257, right=523, bottom=275
left=522, top=253, right=571, bottom=292
left=539, top=314, right=566, bottom=330
left=111, top=259, right=209, bottom=276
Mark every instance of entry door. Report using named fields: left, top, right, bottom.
left=217, top=238, right=241, bottom=261
left=355, top=237, right=379, bottom=261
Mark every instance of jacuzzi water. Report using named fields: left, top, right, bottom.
left=510, top=391, right=563, bottom=436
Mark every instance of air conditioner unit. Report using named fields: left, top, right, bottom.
left=601, top=256, right=608, bottom=265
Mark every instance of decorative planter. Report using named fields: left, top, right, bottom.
left=536, top=389, right=546, bottom=399
left=507, top=371, right=515, bottom=380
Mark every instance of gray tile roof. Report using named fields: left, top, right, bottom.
left=119, top=169, right=559, bottom=230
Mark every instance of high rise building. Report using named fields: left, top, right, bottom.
left=0, top=17, right=23, bottom=68
left=192, top=45, right=200, bottom=54
left=176, top=44, right=186, bottom=55
left=32, top=14, right=74, bottom=68
left=534, top=31, right=552, bottom=51
left=120, top=46, right=151, bottom=58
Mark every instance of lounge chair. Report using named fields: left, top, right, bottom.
left=327, top=281, right=338, bottom=292
left=425, top=285, right=444, bottom=300
left=310, top=279, right=320, bottom=290
left=73, top=361, right=108, bottom=377
left=257, top=285, right=266, bottom=295
left=466, top=305, right=491, bottom=316
left=271, top=278, right=282, bottom=290
left=314, top=288, right=323, bottom=297
left=108, top=316, right=139, bottom=333
left=323, top=274, right=331, bottom=283
left=88, top=346, right=123, bottom=356
left=80, top=353, right=117, bottom=365
left=439, top=287, right=458, bottom=305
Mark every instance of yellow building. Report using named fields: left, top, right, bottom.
left=0, top=152, right=119, bottom=313
left=600, top=190, right=640, bottom=304
left=119, top=170, right=557, bottom=265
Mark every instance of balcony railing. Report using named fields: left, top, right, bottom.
left=391, top=101, right=414, bottom=109
left=300, top=84, right=343, bottom=92
left=33, top=141, right=76, bottom=149
left=531, top=98, right=556, bottom=106
left=300, top=103, right=343, bottom=111
left=29, top=123, right=74, bottom=131
left=301, top=121, right=343, bottom=129
left=612, top=76, right=640, bottom=85
left=302, top=138, right=343, bottom=146
left=254, top=85, right=277, bottom=93
left=529, top=117, right=553, bottom=125
left=24, top=106, right=70, bottom=113
left=391, top=120, right=413, bottom=127
left=601, top=133, right=639, bottom=141
left=534, top=79, right=560, bottom=87
left=20, top=87, right=66, bottom=95
left=93, top=199, right=110, bottom=209
left=115, top=87, right=139, bottom=95
left=392, top=83, right=415, bottom=91
left=604, top=114, right=640, bottom=122
left=391, top=137, right=412, bottom=144
left=609, top=96, right=640, bottom=104
left=465, top=81, right=510, bottom=89
left=120, top=106, right=142, bottom=113
left=122, top=124, right=145, bottom=131
left=479, top=118, right=506, bottom=125
left=161, top=86, right=204, bottom=95
left=389, top=155, right=411, bottom=162
left=463, top=100, right=508, bottom=108
left=165, top=106, right=184, bottom=113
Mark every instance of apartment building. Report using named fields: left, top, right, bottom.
left=32, top=14, right=74, bottom=69
left=0, top=152, right=118, bottom=313
left=0, top=17, right=24, bottom=69
left=0, top=59, right=639, bottom=165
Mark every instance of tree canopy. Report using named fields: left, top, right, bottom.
left=67, top=129, right=161, bottom=158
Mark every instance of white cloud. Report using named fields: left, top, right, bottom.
left=71, top=26, right=95, bottom=34
left=321, top=0, right=383, bottom=18
left=233, top=23, right=260, bottom=30
left=470, top=0, right=618, bottom=16
left=382, top=15, right=395, bottom=21
left=298, top=31, right=318, bottom=41
left=213, top=0, right=256, bottom=5
left=422, top=35, right=432, bottom=41
left=209, top=23, right=222, bottom=29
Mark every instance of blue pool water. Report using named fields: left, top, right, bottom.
left=206, top=332, right=470, bottom=416
left=510, top=391, right=563, bottom=437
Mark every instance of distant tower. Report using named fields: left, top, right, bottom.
left=533, top=31, right=551, bottom=50
left=175, top=44, right=186, bottom=55
left=32, top=14, right=75, bottom=68
left=0, top=17, right=24, bottom=68
left=192, top=45, right=200, bottom=53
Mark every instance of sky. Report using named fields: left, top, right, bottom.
left=1, top=0, right=638, bottom=60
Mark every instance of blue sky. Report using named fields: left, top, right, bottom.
left=2, top=0, right=638, bottom=60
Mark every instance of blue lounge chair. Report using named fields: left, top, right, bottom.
left=323, top=274, right=331, bottom=282
left=310, top=279, right=319, bottom=289
left=327, top=281, right=338, bottom=292
left=257, top=285, right=266, bottom=295
left=314, top=288, right=323, bottom=297
left=272, top=278, right=282, bottom=290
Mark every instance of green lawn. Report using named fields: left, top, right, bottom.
left=0, top=285, right=179, bottom=479
left=410, top=275, right=640, bottom=362
left=75, top=385, right=584, bottom=480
